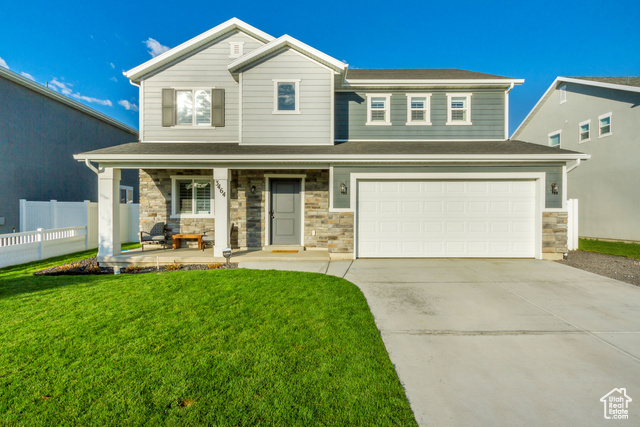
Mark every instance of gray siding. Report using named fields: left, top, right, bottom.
left=242, top=49, right=332, bottom=145
left=0, top=77, right=138, bottom=233
left=332, top=165, right=562, bottom=209
left=143, top=30, right=264, bottom=142
left=335, top=90, right=505, bottom=140
left=516, top=83, right=640, bottom=240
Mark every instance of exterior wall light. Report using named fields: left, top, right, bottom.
left=340, top=183, right=348, bottom=195
left=551, top=183, right=559, bottom=195
left=251, top=185, right=256, bottom=194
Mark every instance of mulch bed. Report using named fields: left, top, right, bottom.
left=556, top=251, right=640, bottom=287
left=34, top=256, right=238, bottom=276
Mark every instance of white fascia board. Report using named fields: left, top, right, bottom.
left=557, top=77, right=640, bottom=94
left=512, top=77, right=559, bottom=138
left=343, top=78, right=524, bottom=87
left=0, top=67, right=138, bottom=136
left=125, top=18, right=276, bottom=83
left=228, top=35, right=347, bottom=73
left=74, top=153, right=591, bottom=162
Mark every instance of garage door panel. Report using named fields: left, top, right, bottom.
left=357, top=179, right=536, bottom=258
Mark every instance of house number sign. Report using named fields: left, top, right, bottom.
left=215, top=180, right=226, bottom=197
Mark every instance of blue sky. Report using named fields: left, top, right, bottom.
left=1, top=0, right=638, bottom=136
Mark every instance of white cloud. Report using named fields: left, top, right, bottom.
left=49, top=78, right=73, bottom=95
left=21, top=72, right=36, bottom=81
left=72, top=93, right=113, bottom=106
left=109, top=62, right=115, bottom=69
left=0, top=57, right=8, bottom=69
left=118, top=100, right=139, bottom=112
left=110, top=76, right=118, bottom=82
left=144, top=37, right=170, bottom=58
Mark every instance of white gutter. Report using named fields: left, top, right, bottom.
left=84, top=159, right=100, bottom=174
left=566, top=159, right=581, bottom=172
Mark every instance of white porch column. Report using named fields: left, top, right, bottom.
left=98, top=167, right=121, bottom=258
left=213, top=168, right=230, bottom=257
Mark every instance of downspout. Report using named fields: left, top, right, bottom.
left=566, top=159, right=581, bottom=172
left=505, top=82, right=515, bottom=140
left=84, top=159, right=100, bottom=175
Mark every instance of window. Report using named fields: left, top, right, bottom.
left=599, top=113, right=612, bottom=137
left=366, top=93, right=392, bottom=125
left=171, top=177, right=213, bottom=218
left=548, top=131, right=561, bottom=148
left=229, top=42, right=244, bottom=58
left=119, top=186, right=133, bottom=204
left=559, top=85, right=567, bottom=104
left=579, top=120, right=591, bottom=143
left=406, top=94, right=431, bottom=125
left=176, top=89, right=211, bottom=126
left=446, top=93, right=472, bottom=125
left=273, top=79, right=300, bottom=114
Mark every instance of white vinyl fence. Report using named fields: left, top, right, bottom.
left=567, top=198, right=579, bottom=251
left=0, top=200, right=139, bottom=269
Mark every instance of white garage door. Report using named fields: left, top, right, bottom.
left=357, top=180, right=537, bottom=258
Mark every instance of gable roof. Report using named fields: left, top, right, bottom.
left=569, top=76, right=640, bottom=88
left=227, top=34, right=347, bottom=74
left=125, top=18, right=276, bottom=83
left=0, top=67, right=137, bottom=135
left=512, top=76, right=640, bottom=138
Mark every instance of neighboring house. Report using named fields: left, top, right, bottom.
left=74, top=18, right=588, bottom=262
left=513, top=77, right=640, bottom=242
left=0, top=67, right=139, bottom=233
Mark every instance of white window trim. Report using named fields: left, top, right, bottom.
left=272, top=79, right=301, bottom=114
left=598, top=112, right=612, bottom=138
left=559, top=85, right=567, bottom=104
left=446, top=93, right=472, bottom=126
left=170, top=175, right=215, bottom=219
left=405, top=93, right=432, bottom=126
left=366, top=93, right=392, bottom=126
left=578, top=119, right=591, bottom=143
left=175, top=88, right=213, bottom=127
left=119, top=185, right=133, bottom=204
left=548, top=130, right=562, bottom=148
left=229, top=42, right=245, bottom=58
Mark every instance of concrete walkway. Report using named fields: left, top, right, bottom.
left=240, top=259, right=640, bottom=426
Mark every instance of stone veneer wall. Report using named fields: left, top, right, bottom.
left=141, top=168, right=355, bottom=254
left=139, top=169, right=215, bottom=236
left=543, top=211, right=568, bottom=258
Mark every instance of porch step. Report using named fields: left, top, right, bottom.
left=265, top=245, right=305, bottom=253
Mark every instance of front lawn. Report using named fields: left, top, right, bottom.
left=0, top=253, right=416, bottom=426
left=579, top=238, right=640, bottom=260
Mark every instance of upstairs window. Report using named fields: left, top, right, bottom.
left=579, top=120, right=591, bottom=142
left=176, top=89, right=212, bottom=126
left=406, top=94, right=431, bottom=125
left=171, top=177, right=213, bottom=218
left=446, top=93, right=472, bottom=125
left=229, top=42, right=244, bottom=58
left=599, top=113, right=612, bottom=137
left=548, top=130, right=561, bottom=148
left=366, top=93, right=391, bottom=125
left=273, top=79, right=300, bottom=114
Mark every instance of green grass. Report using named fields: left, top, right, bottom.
left=0, top=251, right=416, bottom=426
left=579, top=238, right=640, bottom=260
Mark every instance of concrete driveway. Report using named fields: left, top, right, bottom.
left=342, top=259, right=640, bottom=426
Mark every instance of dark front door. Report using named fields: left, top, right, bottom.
left=270, top=179, right=301, bottom=245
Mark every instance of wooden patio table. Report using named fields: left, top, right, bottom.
left=171, top=234, right=204, bottom=250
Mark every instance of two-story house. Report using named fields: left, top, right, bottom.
left=513, top=77, right=640, bottom=242
left=74, top=18, right=588, bottom=263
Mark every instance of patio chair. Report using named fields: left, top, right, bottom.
left=201, top=224, right=233, bottom=251
left=140, top=222, right=169, bottom=251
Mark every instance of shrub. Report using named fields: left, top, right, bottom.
left=85, top=265, right=101, bottom=273
left=207, top=262, right=223, bottom=270
left=58, top=263, right=81, bottom=271
left=124, top=265, right=142, bottom=273
left=165, top=263, right=182, bottom=271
